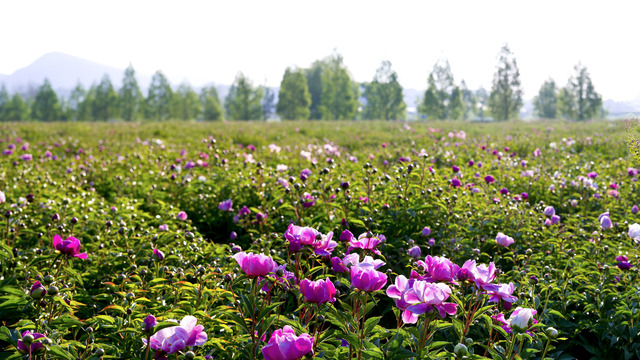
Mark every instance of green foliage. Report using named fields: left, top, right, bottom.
left=224, top=73, right=264, bottom=121
left=305, top=60, right=326, bottom=120
left=31, top=78, right=62, bottom=121
left=460, top=80, right=477, bottom=120
left=533, top=79, right=557, bottom=119
left=119, top=65, right=144, bottom=122
left=418, top=59, right=464, bottom=120
left=146, top=71, right=174, bottom=121
left=318, top=52, right=359, bottom=120
left=558, top=63, right=603, bottom=121
left=200, top=86, right=223, bottom=121
left=362, top=60, right=406, bottom=120
left=174, top=83, right=201, bottom=120
left=488, top=44, right=523, bottom=120
left=277, top=67, right=311, bottom=120
left=90, top=75, right=118, bottom=121
left=4, top=93, right=30, bottom=121
left=0, top=83, right=9, bottom=121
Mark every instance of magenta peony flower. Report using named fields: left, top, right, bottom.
left=233, top=252, right=277, bottom=277
left=348, top=232, right=384, bottom=255
left=461, top=260, right=499, bottom=291
left=407, top=245, right=421, bottom=259
left=284, top=223, right=320, bottom=252
left=218, top=199, right=233, bottom=211
left=17, top=330, right=45, bottom=354
left=262, top=326, right=313, bottom=360
left=351, top=262, right=387, bottom=292
left=495, top=232, right=514, bottom=247
left=176, top=211, right=188, bottom=221
left=300, top=278, right=336, bottom=303
left=53, top=234, right=87, bottom=259
left=312, top=231, right=337, bottom=256
left=386, top=275, right=419, bottom=324
left=147, top=315, right=207, bottom=354
left=421, top=227, right=431, bottom=237
left=153, top=249, right=165, bottom=261
left=484, top=175, right=495, bottom=184
left=543, top=206, right=555, bottom=217
left=141, top=314, right=157, bottom=333
left=488, top=282, right=518, bottom=304
left=30, top=281, right=47, bottom=299
left=415, top=255, right=460, bottom=283
left=404, top=281, right=457, bottom=318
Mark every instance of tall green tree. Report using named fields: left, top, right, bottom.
left=488, top=44, right=523, bottom=120
left=362, top=60, right=406, bottom=120
left=319, top=52, right=358, bottom=120
left=5, top=93, right=29, bottom=121
left=146, top=71, right=174, bottom=121
left=533, top=79, right=557, bottom=119
left=65, top=83, right=89, bottom=121
left=31, top=79, right=62, bottom=121
left=174, top=83, right=201, bottom=120
left=200, top=87, right=223, bottom=121
left=418, top=59, right=464, bottom=120
left=558, top=64, right=603, bottom=120
left=224, top=73, right=263, bottom=120
left=0, top=84, right=9, bottom=121
left=460, top=80, right=477, bottom=120
left=277, top=67, right=311, bottom=120
left=304, top=60, right=325, bottom=120
left=119, top=65, right=144, bottom=121
left=91, top=74, right=118, bottom=121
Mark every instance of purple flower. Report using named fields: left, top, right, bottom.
left=428, top=238, right=435, bottom=247
left=421, top=227, right=431, bottom=237
left=587, top=172, right=598, bottom=179
left=153, top=249, right=165, bottom=261
left=17, top=331, right=45, bottom=354
left=500, top=187, right=509, bottom=195
left=600, top=215, right=613, bottom=230
left=451, top=178, right=461, bottom=188
left=284, top=223, right=320, bottom=252
left=300, top=168, right=312, bottom=181
left=616, top=255, right=628, bottom=262
left=331, top=257, right=349, bottom=273
left=238, top=206, right=251, bottom=217
left=340, top=230, right=355, bottom=242
left=348, top=232, right=384, bottom=255
left=301, top=192, right=316, bottom=208
left=461, top=260, right=499, bottom=291
left=262, top=326, right=313, bottom=360
left=550, top=215, right=561, bottom=225
left=488, top=283, right=517, bottom=304
left=147, top=316, right=207, bottom=354
left=632, top=205, right=639, bottom=214
left=312, top=231, right=337, bottom=256
left=351, top=262, right=388, bottom=292
left=260, top=264, right=297, bottom=292
left=628, top=167, right=638, bottom=176
left=452, top=165, right=460, bottom=173
left=414, top=255, right=459, bottom=284
left=300, top=278, right=336, bottom=303
left=53, top=234, right=87, bottom=259
left=495, top=232, right=514, bottom=247
left=618, top=261, right=632, bottom=270
left=21, top=153, right=33, bottom=161
left=30, top=281, right=47, bottom=299
left=543, top=206, right=555, bottom=217
left=218, top=199, right=233, bottom=211
left=233, top=252, right=277, bottom=278
left=484, top=175, right=495, bottom=184
left=142, top=315, right=157, bottom=333
left=404, top=281, right=457, bottom=318
left=158, top=224, right=169, bottom=232
left=230, top=231, right=238, bottom=240
left=386, top=275, right=419, bottom=324
left=520, top=192, right=528, bottom=200
left=407, top=246, right=421, bottom=259
left=176, top=211, right=188, bottom=221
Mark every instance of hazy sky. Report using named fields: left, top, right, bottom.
left=1, top=0, right=638, bottom=101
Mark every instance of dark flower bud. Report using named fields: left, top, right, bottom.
left=47, top=285, right=59, bottom=296
left=52, top=213, right=60, bottom=221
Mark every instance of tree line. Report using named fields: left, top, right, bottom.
left=0, top=45, right=604, bottom=122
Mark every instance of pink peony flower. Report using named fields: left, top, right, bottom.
left=262, top=326, right=313, bottom=360
left=53, top=234, right=87, bottom=259
left=233, top=252, right=277, bottom=277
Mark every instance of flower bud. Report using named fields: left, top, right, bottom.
left=546, top=327, right=558, bottom=339
left=454, top=343, right=468, bottom=357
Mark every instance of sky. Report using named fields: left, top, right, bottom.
left=0, top=0, right=639, bottom=101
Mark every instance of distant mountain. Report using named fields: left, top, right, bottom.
left=0, top=52, right=152, bottom=96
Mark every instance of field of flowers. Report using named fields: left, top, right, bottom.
left=0, top=120, right=639, bottom=360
